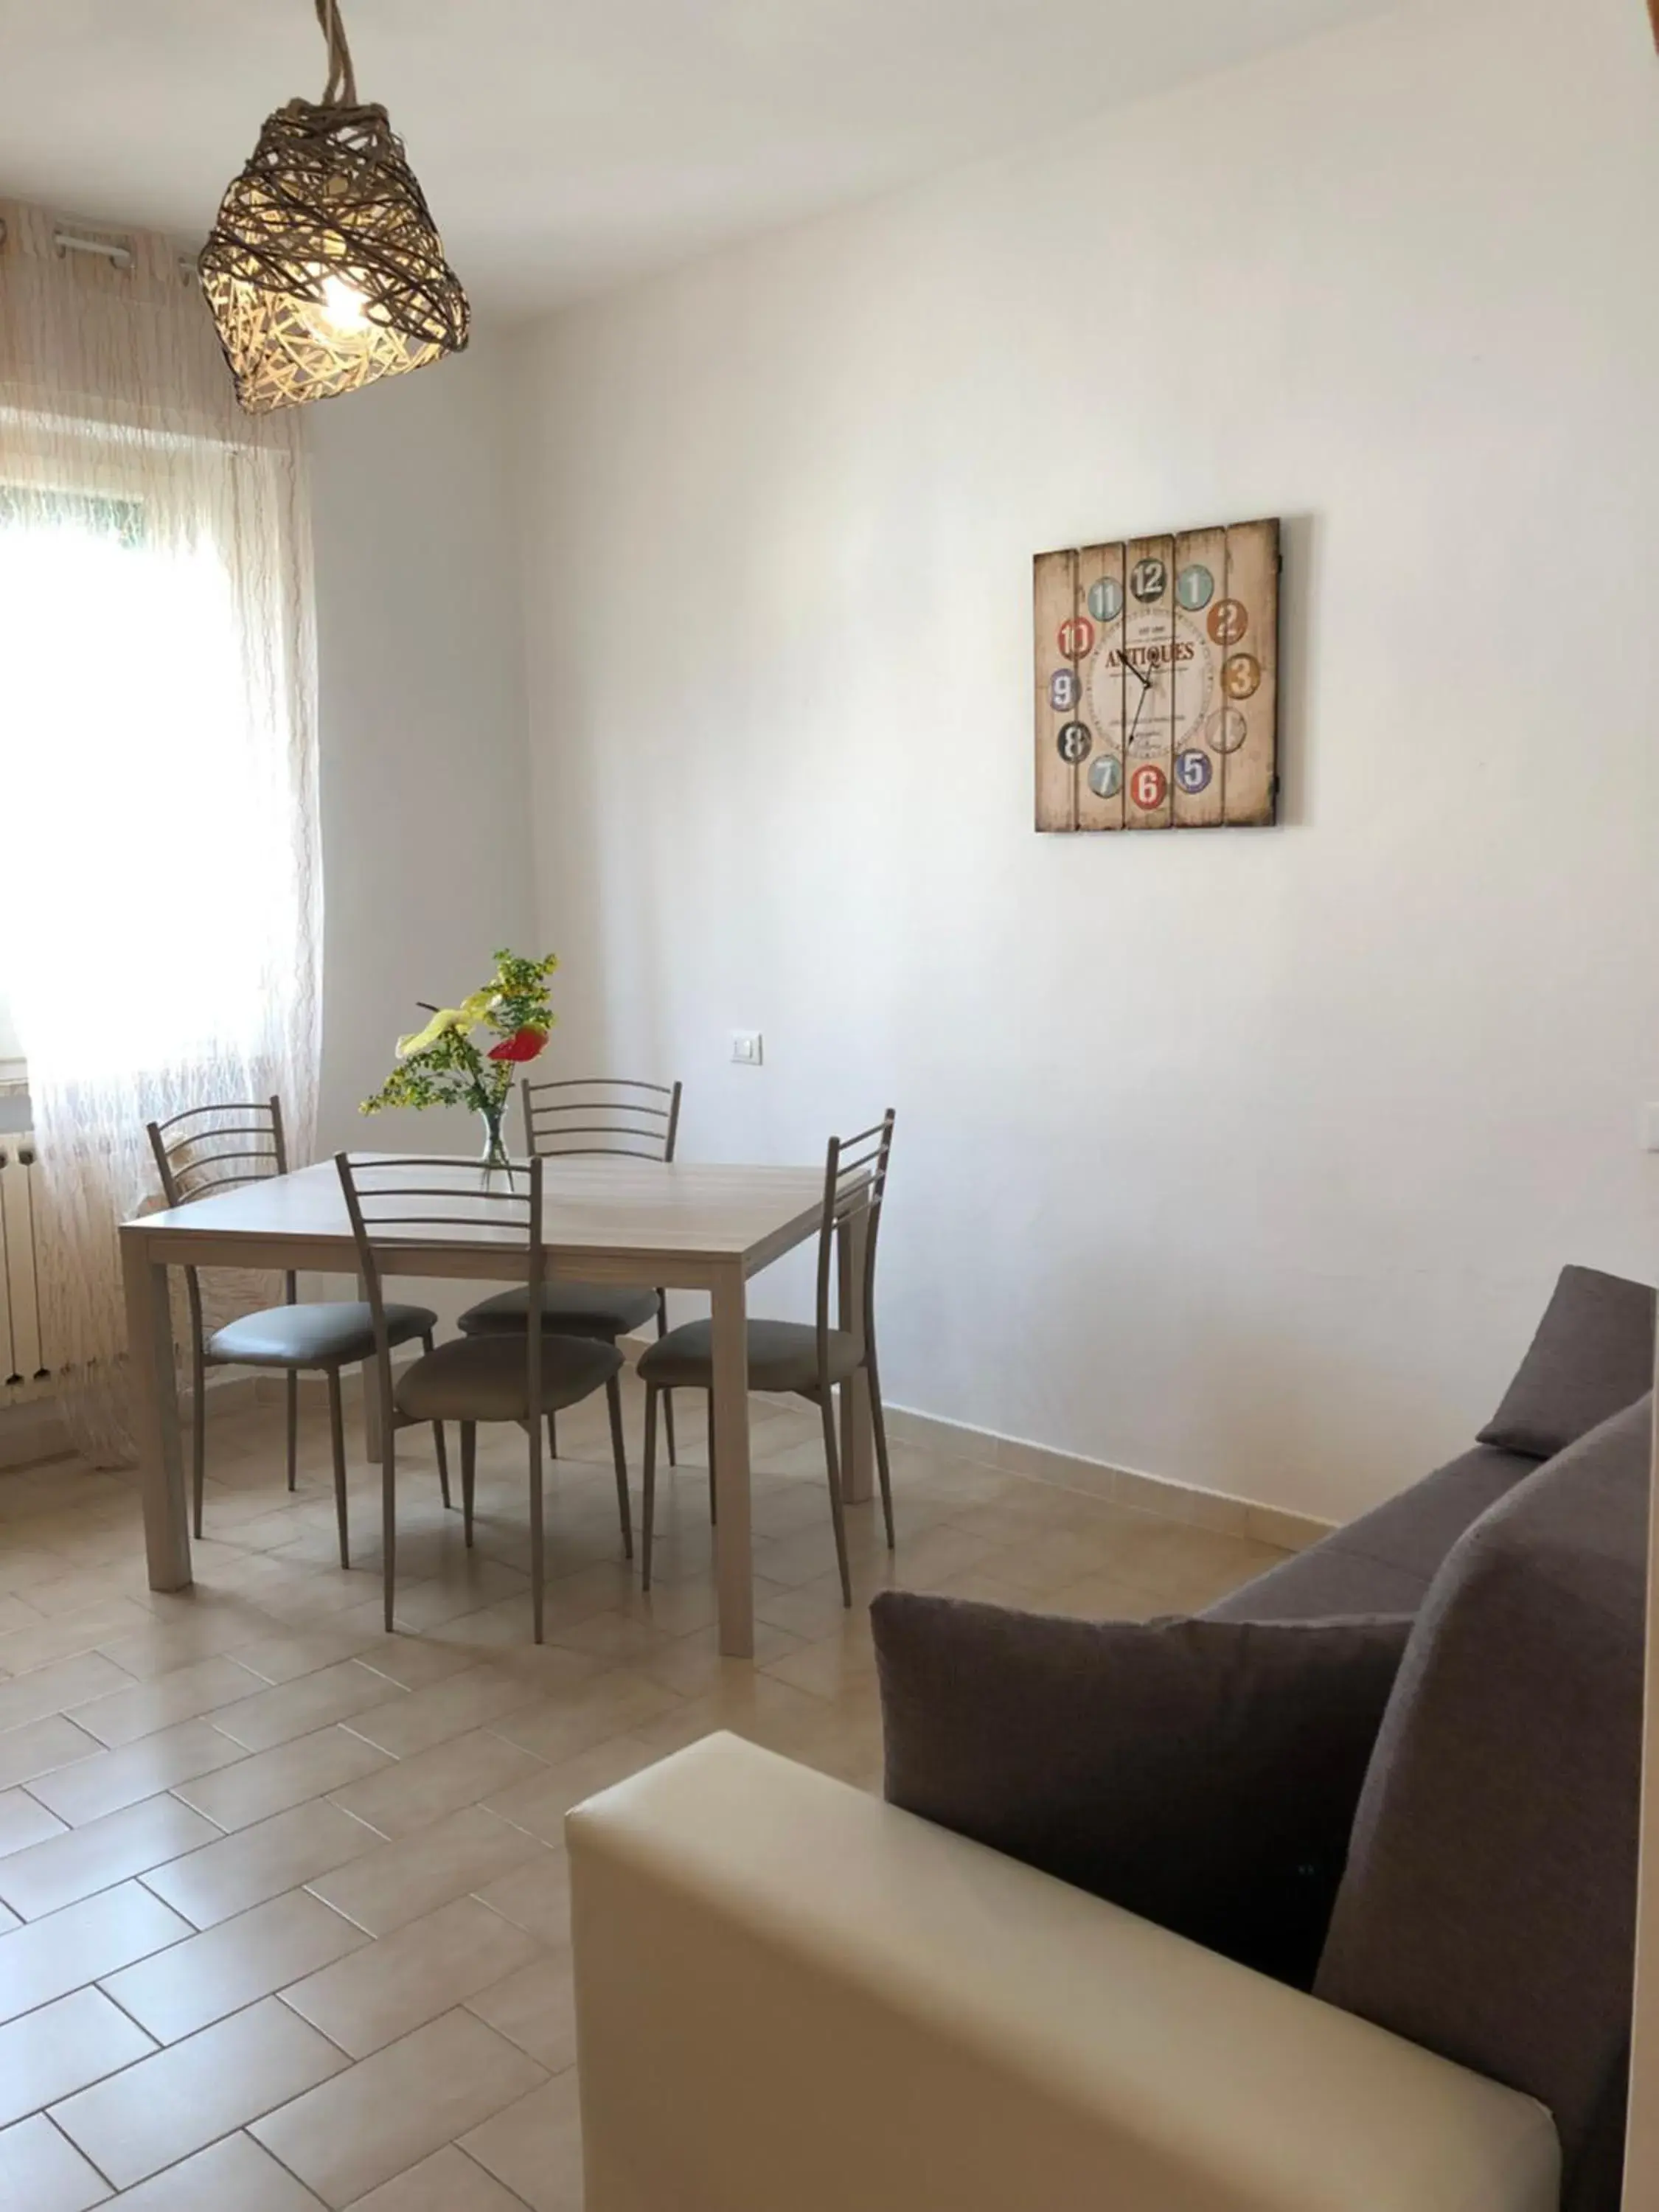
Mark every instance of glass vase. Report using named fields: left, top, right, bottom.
left=477, top=1101, right=511, bottom=1171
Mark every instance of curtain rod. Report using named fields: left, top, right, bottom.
left=0, top=217, right=195, bottom=283
left=55, top=229, right=133, bottom=268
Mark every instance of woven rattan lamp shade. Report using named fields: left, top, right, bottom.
left=200, top=0, right=468, bottom=414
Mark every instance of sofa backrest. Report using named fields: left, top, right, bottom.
left=1314, top=1394, right=1652, bottom=2212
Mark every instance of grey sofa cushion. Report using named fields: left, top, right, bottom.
left=1315, top=1394, right=1652, bottom=2212
left=1209, top=1444, right=1540, bottom=1626
left=1205, top=1543, right=1431, bottom=1624
left=1478, top=1264, right=1655, bottom=1458
left=872, top=1591, right=1411, bottom=1990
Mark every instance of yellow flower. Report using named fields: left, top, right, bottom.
left=456, top=989, right=499, bottom=1026
left=395, top=1007, right=466, bottom=1057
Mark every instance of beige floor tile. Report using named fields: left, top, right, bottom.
left=307, top=1805, right=552, bottom=1938
left=0, top=1652, right=135, bottom=1737
left=327, top=1731, right=545, bottom=1841
left=93, top=2128, right=327, bottom=2211
left=0, top=1792, right=220, bottom=1922
left=0, top=1986, right=154, bottom=2128
left=0, top=2113, right=111, bottom=2212
left=344, top=1637, right=481, bottom=1692
left=0, top=1878, right=191, bottom=2025
left=0, top=1593, right=44, bottom=1635
left=69, top=1656, right=268, bottom=1750
left=212, top=1627, right=377, bottom=1687
left=463, top=1950, right=576, bottom=2074
left=0, top=1714, right=102, bottom=1793
left=173, top=1725, right=393, bottom=1833
left=0, top=1784, right=68, bottom=1855
left=101, top=1886, right=370, bottom=2044
left=343, top=2142, right=527, bottom=2212
left=280, top=1894, right=544, bottom=2058
left=0, top=1599, right=153, bottom=1677
left=478, top=1735, right=661, bottom=1847
left=251, top=2009, right=546, bottom=2208
left=488, top=1671, right=684, bottom=1767
left=140, top=1800, right=383, bottom=1930
left=472, top=1854, right=571, bottom=1951
left=50, top=1996, right=346, bottom=2189
left=341, top=1668, right=548, bottom=1761
left=26, top=1719, right=250, bottom=1828
left=1041, top=1569, right=1167, bottom=1621
left=210, top=1661, right=408, bottom=1755
left=95, top=1602, right=285, bottom=1683
left=459, top=2070, right=583, bottom=2212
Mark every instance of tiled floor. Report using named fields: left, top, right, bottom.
left=0, top=1378, right=1288, bottom=2209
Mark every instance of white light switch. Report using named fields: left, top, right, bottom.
left=731, top=1032, right=763, bottom=1067
left=1644, top=1103, right=1659, bottom=1153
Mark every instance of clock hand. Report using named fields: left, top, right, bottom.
left=1127, top=681, right=1150, bottom=747
left=1121, top=654, right=1152, bottom=689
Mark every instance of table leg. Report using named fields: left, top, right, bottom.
left=709, top=1262, right=755, bottom=1658
left=122, top=1229, right=190, bottom=1591
left=836, top=1207, right=876, bottom=1506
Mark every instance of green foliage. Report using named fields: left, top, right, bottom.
left=360, top=948, right=558, bottom=1121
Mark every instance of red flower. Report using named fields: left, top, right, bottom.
left=487, top=1026, right=549, bottom=1063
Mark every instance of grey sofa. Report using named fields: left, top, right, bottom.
left=888, top=1262, right=1655, bottom=2212
left=566, top=1264, right=1652, bottom=2212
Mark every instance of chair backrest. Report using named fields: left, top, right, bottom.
left=334, top=1152, right=549, bottom=1436
left=146, top=1096, right=288, bottom=1208
left=814, top=1112, right=897, bottom=1354
left=520, top=1077, right=682, bottom=1163
left=146, top=1096, right=293, bottom=1316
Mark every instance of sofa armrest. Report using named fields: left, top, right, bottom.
left=567, top=1732, right=1558, bottom=2212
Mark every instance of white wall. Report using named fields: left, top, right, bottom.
left=306, top=341, right=535, bottom=1162
left=511, top=0, right=1659, bottom=1524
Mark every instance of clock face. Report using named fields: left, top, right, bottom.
left=1033, top=517, right=1279, bottom=832
left=1085, top=608, right=1217, bottom=756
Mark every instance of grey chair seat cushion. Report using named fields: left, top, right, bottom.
left=394, top=1331, right=623, bottom=1423
left=872, top=1591, right=1411, bottom=1990
left=458, top=1281, right=658, bottom=1340
left=639, top=1317, right=861, bottom=1394
left=208, top=1301, right=435, bottom=1370
left=1478, top=1263, right=1655, bottom=1458
left=1315, top=1394, right=1652, bottom=2212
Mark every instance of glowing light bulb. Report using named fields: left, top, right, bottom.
left=317, top=272, right=369, bottom=335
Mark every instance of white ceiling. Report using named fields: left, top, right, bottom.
left=0, top=0, right=1392, bottom=313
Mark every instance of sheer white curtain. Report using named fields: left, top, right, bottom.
left=0, top=200, right=321, bottom=1464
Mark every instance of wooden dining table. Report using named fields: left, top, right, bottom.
left=119, top=1153, right=874, bottom=1658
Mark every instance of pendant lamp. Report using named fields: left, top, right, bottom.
left=200, top=0, right=469, bottom=413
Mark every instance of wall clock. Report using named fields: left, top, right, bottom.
left=1033, top=516, right=1280, bottom=831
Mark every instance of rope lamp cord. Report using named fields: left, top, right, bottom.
left=199, top=0, right=468, bottom=412
left=315, top=0, right=358, bottom=107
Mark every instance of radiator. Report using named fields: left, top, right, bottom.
left=0, top=1132, right=52, bottom=1402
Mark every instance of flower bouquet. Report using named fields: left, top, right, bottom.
left=361, top=948, right=557, bottom=1166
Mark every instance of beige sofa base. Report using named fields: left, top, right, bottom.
left=568, top=1733, right=1558, bottom=2212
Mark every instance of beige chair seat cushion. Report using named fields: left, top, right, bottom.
left=458, top=1281, right=658, bottom=1340
left=208, top=1301, right=435, bottom=1370
left=639, top=1317, right=861, bottom=1395
left=395, top=1330, right=623, bottom=1423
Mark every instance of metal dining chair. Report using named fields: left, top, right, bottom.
left=636, top=1111, right=896, bottom=1606
left=456, top=1077, right=684, bottom=1461
left=337, top=1152, right=632, bottom=1640
left=146, top=1099, right=448, bottom=1566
